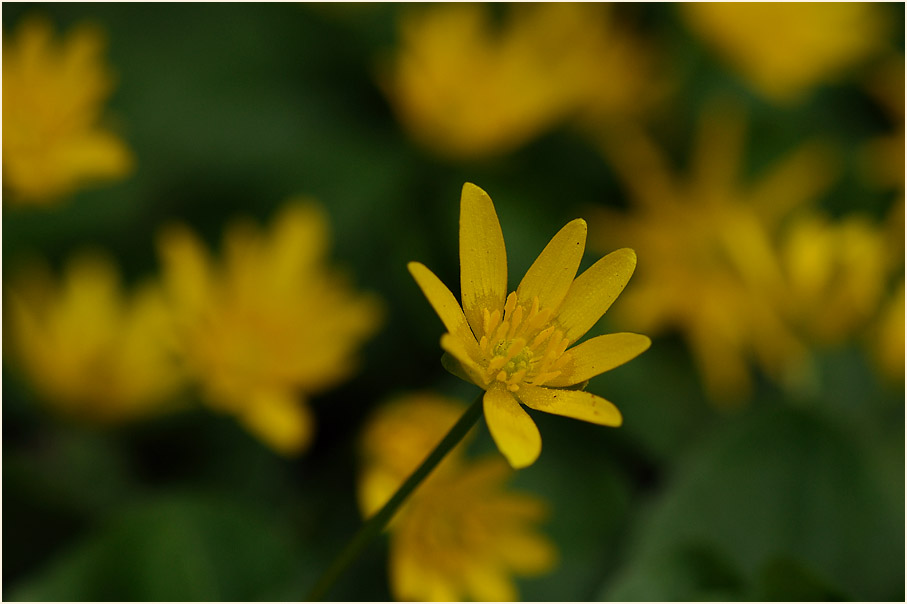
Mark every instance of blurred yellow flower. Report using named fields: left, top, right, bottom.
left=681, top=3, right=888, bottom=104
left=780, top=211, right=895, bottom=346
left=358, top=393, right=557, bottom=601
left=157, top=201, right=383, bottom=455
left=590, top=103, right=838, bottom=402
left=381, top=3, right=658, bottom=159
left=7, top=253, right=182, bottom=423
left=409, top=183, right=649, bottom=468
left=871, top=281, right=905, bottom=382
left=358, top=393, right=468, bottom=518
left=861, top=56, right=905, bottom=194
left=2, top=17, right=133, bottom=205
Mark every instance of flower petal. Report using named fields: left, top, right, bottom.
left=391, top=546, right=460, bottom=602
left=441, top=333, right=487, bottom=387
left=441, top=351, right=473, bottom=384
left=460, top=182, right=508, bottom=339
left=516, top=218, right=587, bottom=313
left=517, top=385, right=622, bottom=427
left=493, top=531, right=559, bottom=575
left=546, top=332, right=651, bottom=387
left=157, top=224, right=213, bottom=315
left=239, top=390, right=314, bottom=455
left=462, top=561, right=518, bottom=602
left=556, top=248, right=637, bottom=343
left=408, top=261, right=478, bottom=349
left=484, top=386, right=542, bottom=469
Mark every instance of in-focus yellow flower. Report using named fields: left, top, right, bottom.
left=358, top=393, right=557, bottom=602
left=2, top=17, right=133, bottom=204
left=381, top=3, right=658, bottom=159
left=681, top=2, right=888, bottom=104
left=780, top=211, right=895, bottom=346
left=157, top=201, right=383, bottom=455
left=590, top=102, right=838, bottom=402
left=6, top=253, right=182, bottom=423
left=408, top=183, right=649, bottom=468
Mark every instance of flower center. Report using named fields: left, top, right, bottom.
left=477, top=292, right=572, bottom=391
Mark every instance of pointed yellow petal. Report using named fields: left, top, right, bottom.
left=517, top=385, right=622, bottom=427
left=462, top=561, right=518, bottom=602
left=239, top=391, right=314, bottom=455
left=556, top=248, right=637, bottom=343
left=546, top=333, right=651, bottom=387
left=460, top=183, right=508, bottom=339
left=156, top=224, right=213, bottom=315
left=408, top=261, right=478, bottom=348
left=391, top=547, right=460, bottom=602
left=493, top=531, right=558, bottom=575
left=441, top=333, right=487, bottom=387
left=516, top=218, right=587, bottom=313
left=484, top=386, right=542, bottom=469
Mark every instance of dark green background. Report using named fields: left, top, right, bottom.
left=3, top=3, right=904, bottom=601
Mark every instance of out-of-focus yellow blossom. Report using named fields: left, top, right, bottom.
left=871, top=281, right=905, bottom=381
left=868, top=200, right=905, bottom=382
left=157, top=201, right=383, bottom=455
left=861, top=57, right=905, bottom=194
left=7, top=253, right=182, bottom=423
left=358, top=393, right=557, bottom=602
left=780, top=211, right=895, bottom=346
left=589, top=103, right=837, bottom=402
left=381, top=3, right=658, bottom=159
left=681, top=2, right=888, bottom=104
left=2, top=17, right=133, bottom=204
left=358, top=393, right=468, bottom=517
left=409, top=183, right=649, bottom=468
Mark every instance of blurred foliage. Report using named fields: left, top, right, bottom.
left=3, top=2, right=904, bottom=602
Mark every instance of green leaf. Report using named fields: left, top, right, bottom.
left=10, top=492, right=298, bottom=601
left=754, top=556, right=848, bottom=601
left=600, top=403, right=904, bottom=601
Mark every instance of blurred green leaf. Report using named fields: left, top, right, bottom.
left=599, top=402, right=904, bottom=601
left=506, top=414, right=634, bottom=600
left=10, top=492, right=298, bottom=601
left=754, top=556, right=848, bottom=601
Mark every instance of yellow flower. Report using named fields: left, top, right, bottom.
left=358, top=393, right=557, bottom=602
left=681, top=2, right=888, bottom=104
left=871, top=281, right=905, bottom=382
left=6, top=253, right=182, bottom=423
left=861, top=57, right=905, bottom=195
left=868, top=200, right=905, bottom=382
left=589, top=102, right=837, bottom=402
left=358, top=393, right=468, bottom=518
left=780, top=211, right=895, bottom=346
left=381, top=3, right=658, bottom=159
left=2, top=17, right=133, bottom=204
left=157, top=200, right=383, bottom=455
left=408, top=183, right=649, bottom=468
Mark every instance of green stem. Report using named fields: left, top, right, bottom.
left=305, top=392, right=484, bottom=601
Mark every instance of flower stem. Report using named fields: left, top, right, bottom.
left=305, top=392, right=484, bottom=601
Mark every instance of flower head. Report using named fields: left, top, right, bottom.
left=871, top=281, right=905, bottom=382
left=7, top=253, right=182, bottom=422
left=381, top=3, right=658, bottom=159
left=780, top=210, right=895, bottom=346
left=681, top=2, right=888, bottom=104
left=593, top=95, right=906, bottom=401
left=157, top=200, right=383, bottom=455
left=358, top=393, right=557, bottom=601
left=861, top=56, right=905, bottom=195
left=408, top=183, right=649, bottom=468
left=2, top=17, right=133, bottom=204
